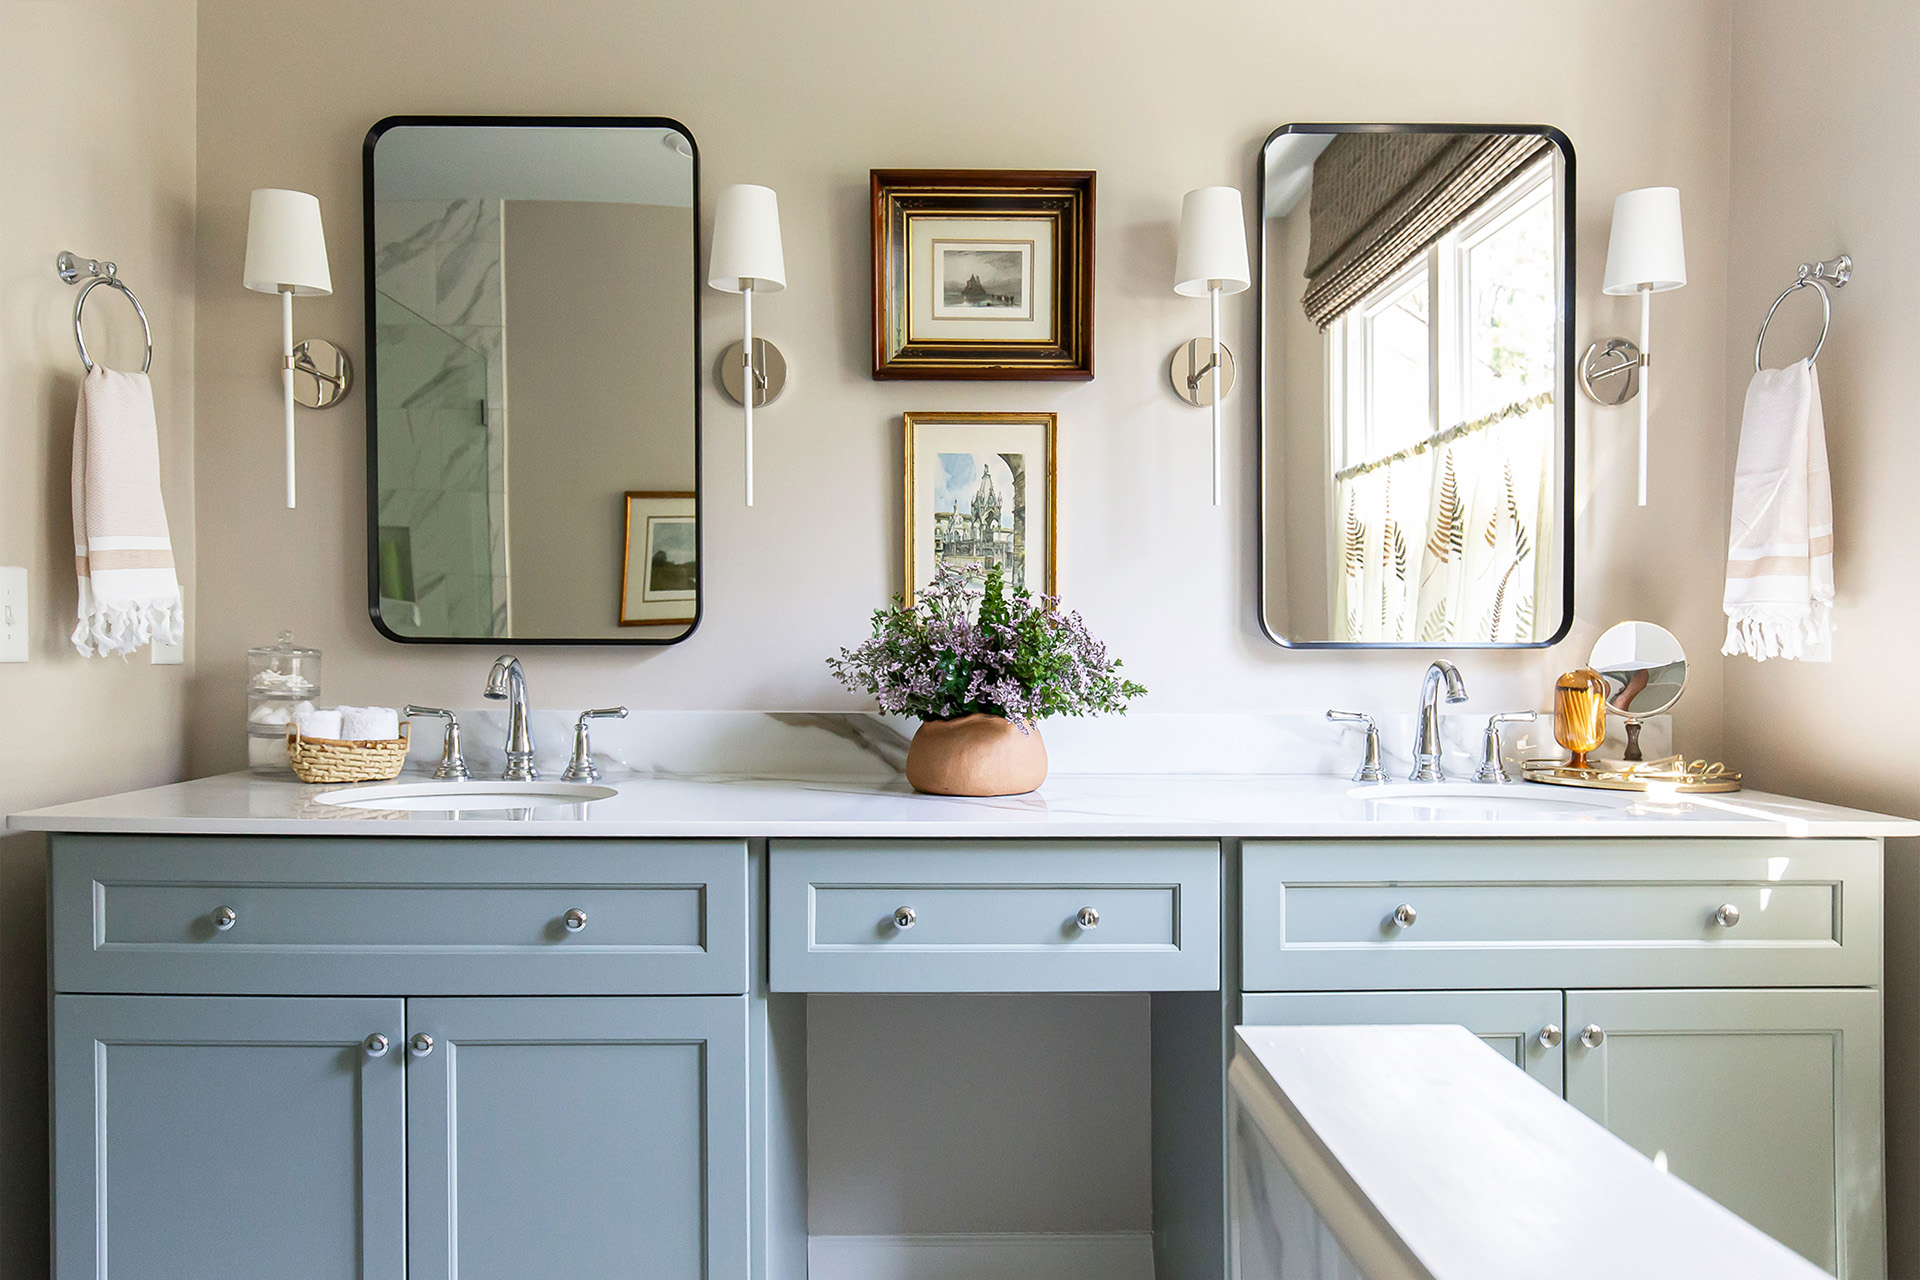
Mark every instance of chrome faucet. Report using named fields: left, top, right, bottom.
left=484, top=655, right=537, bottom=781
left=1411, top=660, right=1469, bottom=782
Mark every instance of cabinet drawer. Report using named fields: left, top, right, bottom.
left=770, top=840, right=1219, bottom=992
left=1242, top=839, right=1880, bottom=991
left=51, top=836, right=748, bottom=996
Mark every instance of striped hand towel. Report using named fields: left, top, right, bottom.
left=71, top=367, right=184, bottom=657
left=1722, top=358, right=1833, bottom=661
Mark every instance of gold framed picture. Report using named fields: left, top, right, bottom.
left=620, top=491, right=697, bottom=627
left=903, top=412, right=1056, bottom=605
left=872, top=170, right=1095, bottom=380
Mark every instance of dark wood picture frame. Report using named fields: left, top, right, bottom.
left=872, top=169, right=1095, bottom=380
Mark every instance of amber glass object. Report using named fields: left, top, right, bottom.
left=1553, top=668, right=1609, bottom=768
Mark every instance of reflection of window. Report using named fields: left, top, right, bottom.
left=1329, top=158, right=1554, bottom=472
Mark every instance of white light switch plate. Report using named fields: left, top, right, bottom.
left=0, top=568, right=26, bottom=662
left=150, top=633, right=184, bottom=665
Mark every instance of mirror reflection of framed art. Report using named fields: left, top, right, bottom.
left=872, top=170, right=1094, bottom=380
left=620, top=491, right=698, bottom=628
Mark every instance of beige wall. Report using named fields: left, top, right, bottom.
left=0, top=0, right=197, bottom=1270
left=501, top=199, right=695, bottom=638
left=188, top=0, right=1734, bottom=771
left=1726, top=5, right=1920, bottom=1269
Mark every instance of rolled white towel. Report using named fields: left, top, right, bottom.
left=339, top=705, right=401, bottom=741
left=294, top=708, right=343, bottom=740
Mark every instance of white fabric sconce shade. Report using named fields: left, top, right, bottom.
left=1174, top=186, right=1251, bottom=297
left=1601, top=186, right=1686, bottom=508
left=1602, top=186, right=1686, bottom=295
left=708, top=184, right=786, bottom=292
left=709, top=184, right=786, bottom=507
left=244, top=189, right=333, bottom=296
left=245, top=188, right=334, bottom=510
left=1173, top=186, right=1249, bottom=507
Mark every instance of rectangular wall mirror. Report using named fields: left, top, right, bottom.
left=1258, top=124, right=1573, bottom=647
left=364, top=115, right=700, bottom=643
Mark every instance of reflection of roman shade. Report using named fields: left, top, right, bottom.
left=1302, top=132, right=1551, bottom=329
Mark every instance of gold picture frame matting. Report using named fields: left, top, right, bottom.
left=620, top=491, right=697, bottom=627
left=903, top=411, right=1057, bottom=606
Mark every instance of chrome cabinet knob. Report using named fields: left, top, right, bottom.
left=1715, top=903, right=1741, bottom=928
left=1580, top=1024, right=1605, bottom=1048
left=409, top=1033, right=435, bottom=1058
left=1538, top=1024, right=1563, bottom=1049
left=1076, top=907, right=1100, bottom=930
left=1391, top=903, right=1418, bottom=929
left=563, top=908, right=588, bottom=933
left=212, top=906, right=237, bottom=932
left=363, top=1033, right=390, bottom=1059
left=892, top=906, right=917, bottom=930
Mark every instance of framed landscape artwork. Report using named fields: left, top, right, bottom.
left=620, top=491, right=697, bottom=627
left=872, top=170, right=1094, bottom=380
left=903, top=412, right=1056, bottom=606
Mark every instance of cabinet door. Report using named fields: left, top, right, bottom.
left=407, top=996, right=749, bottom=1280
left=1241, top=989, right=1564, bottom=1092
left=53, top=994, right=406, bottom=1280
left=1565, top=988, right=1883, bottom=1280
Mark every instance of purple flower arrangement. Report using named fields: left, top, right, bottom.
left=828, top=562, right=1145, bottom=729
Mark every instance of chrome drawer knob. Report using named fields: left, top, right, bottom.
left=409, top=1033, right=435, bottom=1058
left=1580, top=1024, right=1605, bottom=1049
left=211, top=906, right=237, bottom=932
left=363, top=1033, right=390, bottom=1059
left=1076, top=907, right=1100, bottom=930
left=1538, top=1024, right=1563, bottom=1049
left=563, top=908, right=588, bottom=933
left=892, top=906, right=916, bottom=930
left=1714, top=903, right=1741, bottom=928
left=1391, top=903, right=1417, bottom=929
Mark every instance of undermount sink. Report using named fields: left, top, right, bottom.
left=1348, top=782, right=1618, bottom=813
left=312, top=780, right=618, bottom=812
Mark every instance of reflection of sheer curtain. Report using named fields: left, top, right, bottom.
left=1334, top=395, right=1551, bottom=642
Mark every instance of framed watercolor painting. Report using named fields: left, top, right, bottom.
left=620, top=491, right=697, bottom=627
left=872, top=170, right=1094, bottom=380
left=903, top=412, right=1056, bottom=605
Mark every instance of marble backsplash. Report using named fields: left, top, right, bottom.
left=399, top=709, right=1675, bottom=782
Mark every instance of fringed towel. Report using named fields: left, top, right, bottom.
left=1722, top=358, right=1833, bottom=661
left=71, top=367, right=183, bottom=657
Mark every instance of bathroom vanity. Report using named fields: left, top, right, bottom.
left=14, top=758, right=1912, bottom=1280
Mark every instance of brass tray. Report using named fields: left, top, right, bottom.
left=1521, top=755, right=1742, bottom=794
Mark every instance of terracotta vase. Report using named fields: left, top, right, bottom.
left=905, top=714, right=1048, bottom=796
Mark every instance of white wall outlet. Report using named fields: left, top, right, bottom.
left=150, top=632, right=184, bottom=665
left=0, top=567, right=26, bottom=663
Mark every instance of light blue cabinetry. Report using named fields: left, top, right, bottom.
left=53, top=994, right=408, bottom=1280
left=1240, top=839, right=1887, bottom=1280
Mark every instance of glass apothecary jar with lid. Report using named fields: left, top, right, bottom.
left=246, top=631, right=321, bottom=775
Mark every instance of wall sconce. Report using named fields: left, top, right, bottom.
left=244, top=188, right=350, bottom=510
left=1580, top=186, right=1686, bottom=507
left=707, top=184, right=787, bottom=507
left=1172, top=186, right=1251, bottom=506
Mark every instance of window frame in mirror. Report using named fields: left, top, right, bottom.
left=1255, top=122, right=1576, bottom=650
left=360, top=114, right=703, bottom=646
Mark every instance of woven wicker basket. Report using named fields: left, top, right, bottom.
left=285, top=722, right=411, bottom=784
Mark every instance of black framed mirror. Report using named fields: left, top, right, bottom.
left=363, top=115, right=701, bottom=644
left=1258, top=124, right=1575, bottom=648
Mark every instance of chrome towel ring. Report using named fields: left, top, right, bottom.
left=1754, top=254, right=1850, bottom=373
left=57, top=251, right=153, bottom=374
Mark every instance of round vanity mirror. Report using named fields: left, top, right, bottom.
left=1589, top=620, right=1687, bottom=760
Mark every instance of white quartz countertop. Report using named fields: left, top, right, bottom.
left=1229, top=1025, right=1829, bottom=1280
left=10, top=768, right=1917, bottom=839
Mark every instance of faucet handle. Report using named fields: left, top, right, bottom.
left=404, top=706, right=471, bottom=781
left=562, top=707, right=628, bottom=783
left=1472, top=711, right=1539, bottom=784
left=1327, top=711, right=1386, bottom=784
